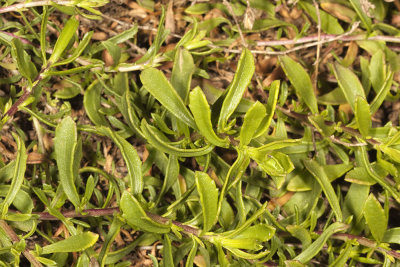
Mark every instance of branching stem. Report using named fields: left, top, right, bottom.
left=0, top=220, right=43, bottom=267
left=0, top=1, right=72, bottom=14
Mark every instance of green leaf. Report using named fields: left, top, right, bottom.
left=383, top=227, right=400, bottom=244
left=171, top=47, right=195, bottom=103
left=303, top=159, right=342, bottom=222
left=84, top=80, right=109, bottom=127
left=369, top=50, right=385, bottom=92
left=224, top=247, right=269, bottom=260
left=369, top=71, right=394, bottom=114
left=11, top=38, right=37, bottom=82
left=332, top=62, right=366, bottom=111
left=120, top=191, right=171, bottom=233
left=118, top=89, right=145, bottom=139
left=98, top=216, right=123, bottom=266
left=287, top=225, right=312, bottom=250
left=219, top=237, right=262, bottom=250
left=285, top=260, right=306, bottom=267
left=343, top=183, right=370, bottom=223
left=231, top=224, right=275, bottom=242
left=364, top=194, right=387, bottom=242
left=91, top=25, right=138, bottom=54
left=217, top=48, right=255, bottom=132
left=288, top=164, right=352, bottom=192
left=41, top=232, right=99, bottom=254
left=293, top=222, right=348, bottom=263
left=151, top=113, right=175, bottom=135
left=252, top=139, right=301, bottom=153
left=185, top=237, right=198, bottom=267
left=52, top=31, right=93, bottom=67
left=49, top=17, right=79, bottom=64
left=254, top=80, right=280, bottom=138
left=45, top=64, right=101, bottom=76
left=102, top=40, right=121, bottom=66
left=140, top=68, right=197, bottom=129
left=349, top=0, right=372, bottom=32
left=141, top=120, right=214, bottom=157
left=240, top=101, right=266, bottom=146
left=185, top=3, right=211, bottom=15
left=54, top=86, right=81, bottom=99
left=40, top=7, right=49, bottom=64
left=370, top=0, right=387, bottom=21
left=156, top=154, right=179, bottom=205
left=280, top=56, right=318, bottom=114
left=0, top=133, right=27, bottom=217
left=317, top=88, right=347, bottom=105
left=379, top=144, right=400, bottom=164
left=189, top=87, right=229, bottom=147
left=308, top=114, right=335, bottom=137
left=195, top=172, right=218, bottom=232
left=299, top=2, right=344, bottom=34
left=356, top=146, right=400, bottom=202
left=355, top=96, right=371, bottom=138
left=0, top=185, right=32, bottom=214
left=222, top=200, right=269, bottom=238
left=54, top=117, right=81, bottom=209
left=328, top=242, right=352, bottom=267
left=249, top=150, right=294, bottom=179
left=99, top=128, right=142, bottom=196
left=163, top=234, right=174, bottom=267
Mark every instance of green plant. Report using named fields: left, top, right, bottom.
left=1, top=0, right=400, bottom=266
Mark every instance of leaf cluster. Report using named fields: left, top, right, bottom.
left=0, top=0, right=400, bottom=266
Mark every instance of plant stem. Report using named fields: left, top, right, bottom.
left=0, top=220, right=43, bottom=267
left=0, top=1, right=72, bottom=14
left=32, top=208, right=202, bottom=237
left=8, top=208, right=397, bottom=260
left=316, top=231, right=400, bottom=260
left=5, top=69, right=47, bottom=118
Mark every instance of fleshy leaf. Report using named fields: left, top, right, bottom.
left=41, top=232, right=99, bottom=254
left=0, top=133, right=27, bottom=217
left=49, top=17, right=79, bottom=64
left=189, top=87, right=229, bottom=147
left=217, top=48, right=255, bottom=132
left=99, top=128, right=143, bottom=196
left=141, top=120, right=214, bottom=157
left=254, top=80, right=280, bottom=138
left=54, top=117, right=81, bottom=209
left=239, top=101, right=266, bottom=146
left=280, top=56, right=318, bottom=114
left=120, top=191, right=171, bottom=233
left=195, top=171, right=218, bottom=232
left=355, top=96, right=371, bottom=138
left=332, top=62, right=366, bottom=111
left=303, top=160, right=342, bottom=222
left=364, top=193, right=387, bottom=242
left=293, top=222, right=348, bottom=263
left=171, top=47, right=195, bottom=103
left=140, top=68, right=197, bottom=129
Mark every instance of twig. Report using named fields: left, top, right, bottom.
left=4, top=68, right=47, bottom=118
left=0, top=30, right=35, bottom=45
left=32, top=207, right=203, bottom=238
left=312, top=0, right=321, bottom=91
left=20, top=208, right=400, bottom=261
left=0, top=0, right=72, bottom=14
left=223, top=0, right=247, bottom=47
left=328, top=135, right=367, bottom=147
left=0, top=220, right=43, bottom=267
left=317, top=231, right=400, bottom=260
